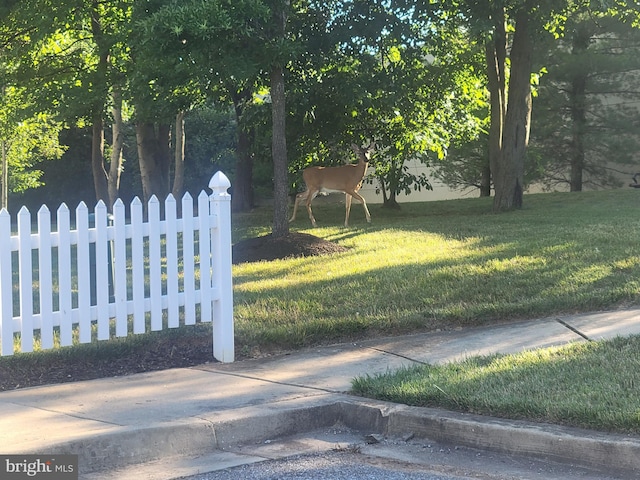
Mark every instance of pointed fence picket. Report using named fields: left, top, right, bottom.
left=0, top=171, right=234, bottom=362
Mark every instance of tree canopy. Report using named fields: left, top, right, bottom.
left=1, top=0, right=639, bottom=219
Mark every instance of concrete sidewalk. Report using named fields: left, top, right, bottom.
left=2, top=309, right=640, bottom=478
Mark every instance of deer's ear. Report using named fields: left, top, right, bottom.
left=350, top=143, right=360, bottom=151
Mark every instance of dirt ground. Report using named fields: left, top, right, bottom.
left=0, top=233, right=345, bottom=391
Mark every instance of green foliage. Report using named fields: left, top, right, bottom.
left=3, top=112, right=66, bottom=193
left=0, top=0, right=132, bottom=121
left=134, top=0, right=272, bottom=108
left=0, top=85, right=65, bottom=199
left=423, top=1, right=640, bottom=196
left=287, top=0, right=487, bottom=205
left=431, top=132, right=489, bottom=193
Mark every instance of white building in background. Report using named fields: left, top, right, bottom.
left=358, top=160, right=473, bottom=204
left=357, top=163, right=635, bottom=205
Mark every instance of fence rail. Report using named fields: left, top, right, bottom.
left=0, top=171, right=234, bottom=362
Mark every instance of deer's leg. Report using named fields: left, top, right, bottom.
left=350, top=191, right=371, bottom=223
left=305, top=189, right=319, bottom=227
left=289, top=191, right=307, bottom=222
left=344, top=193, right=353, bottom=227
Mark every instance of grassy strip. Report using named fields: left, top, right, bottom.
left=351, top=335, right=640, bottom=434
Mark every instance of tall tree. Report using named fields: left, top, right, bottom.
left=492, top=7, right=532, bottom=210
left=137, top=0, right=271, bottom=209
left=530, top=12, right=640, bottom=191
left=130, top=0, right=181, bottom=205
left=431, top=1, right=640, bottom=198
left=139, top=0, right=301, bottom=234
left=0, top=0, right=132, bottom=208
left=420, top=0, right=574, bottom=211
left=0, top=4, right=72, bottom=209
left=267, top=0, right=293, bottom=237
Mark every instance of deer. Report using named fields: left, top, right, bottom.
left=289, top=143, right=373, bottom=227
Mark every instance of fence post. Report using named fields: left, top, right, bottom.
left=0, top=210, right=13, bottom=356
left=209, top=171, right=234, bottom=362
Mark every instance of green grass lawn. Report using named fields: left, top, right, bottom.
left=233, top=189, right=640, bottom=355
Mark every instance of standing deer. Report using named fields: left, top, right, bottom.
left=290, top=143, right=373, bottom=227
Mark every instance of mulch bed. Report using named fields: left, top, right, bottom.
left=232, top=232, right=348, bottom=264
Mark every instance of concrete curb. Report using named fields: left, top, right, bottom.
left=373, top=401, right=640, bottom=474
left=40, top=420, right=218, bottom=474
left=39, top=400, right=345, bottom=474
left=38, top=398, right=640, bottom=476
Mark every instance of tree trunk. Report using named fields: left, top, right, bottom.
left=89, top=0, right=110, bottom=207
left=569, top=26, right=590, bottom=193
left=570, top=73, right=586, bottom=192
left=379, top=178, right=389, bottom=204
left=136, top=122, right=171, bottom=205
left=231, top=89, right=254, bottom=212
left=1, top=139, right=7, bottom=210
left=172, top=110, right=186, bottom=199
left=493, top=10, right=532, bottom=211
left=270, top=0, right=290, bottom=237
left=270, top=64, right=290, bottom=238
left=384, top=192, right=400, bottom=209
left=108, top=90, right=124, bottom=207
left=383, top=160, right=401, bottom=209
left=91, top=116, right=109, bottom=206
left=485, top=8, right=506, bottom=203
left=480, top=158, right=491, bottom=197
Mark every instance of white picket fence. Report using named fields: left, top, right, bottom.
left=0, top=171, right=234, bottom=362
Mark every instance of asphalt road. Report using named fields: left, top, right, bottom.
left=178, top=428, right=629, bottom=480
left=186, top=451, right=475, bottom=480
